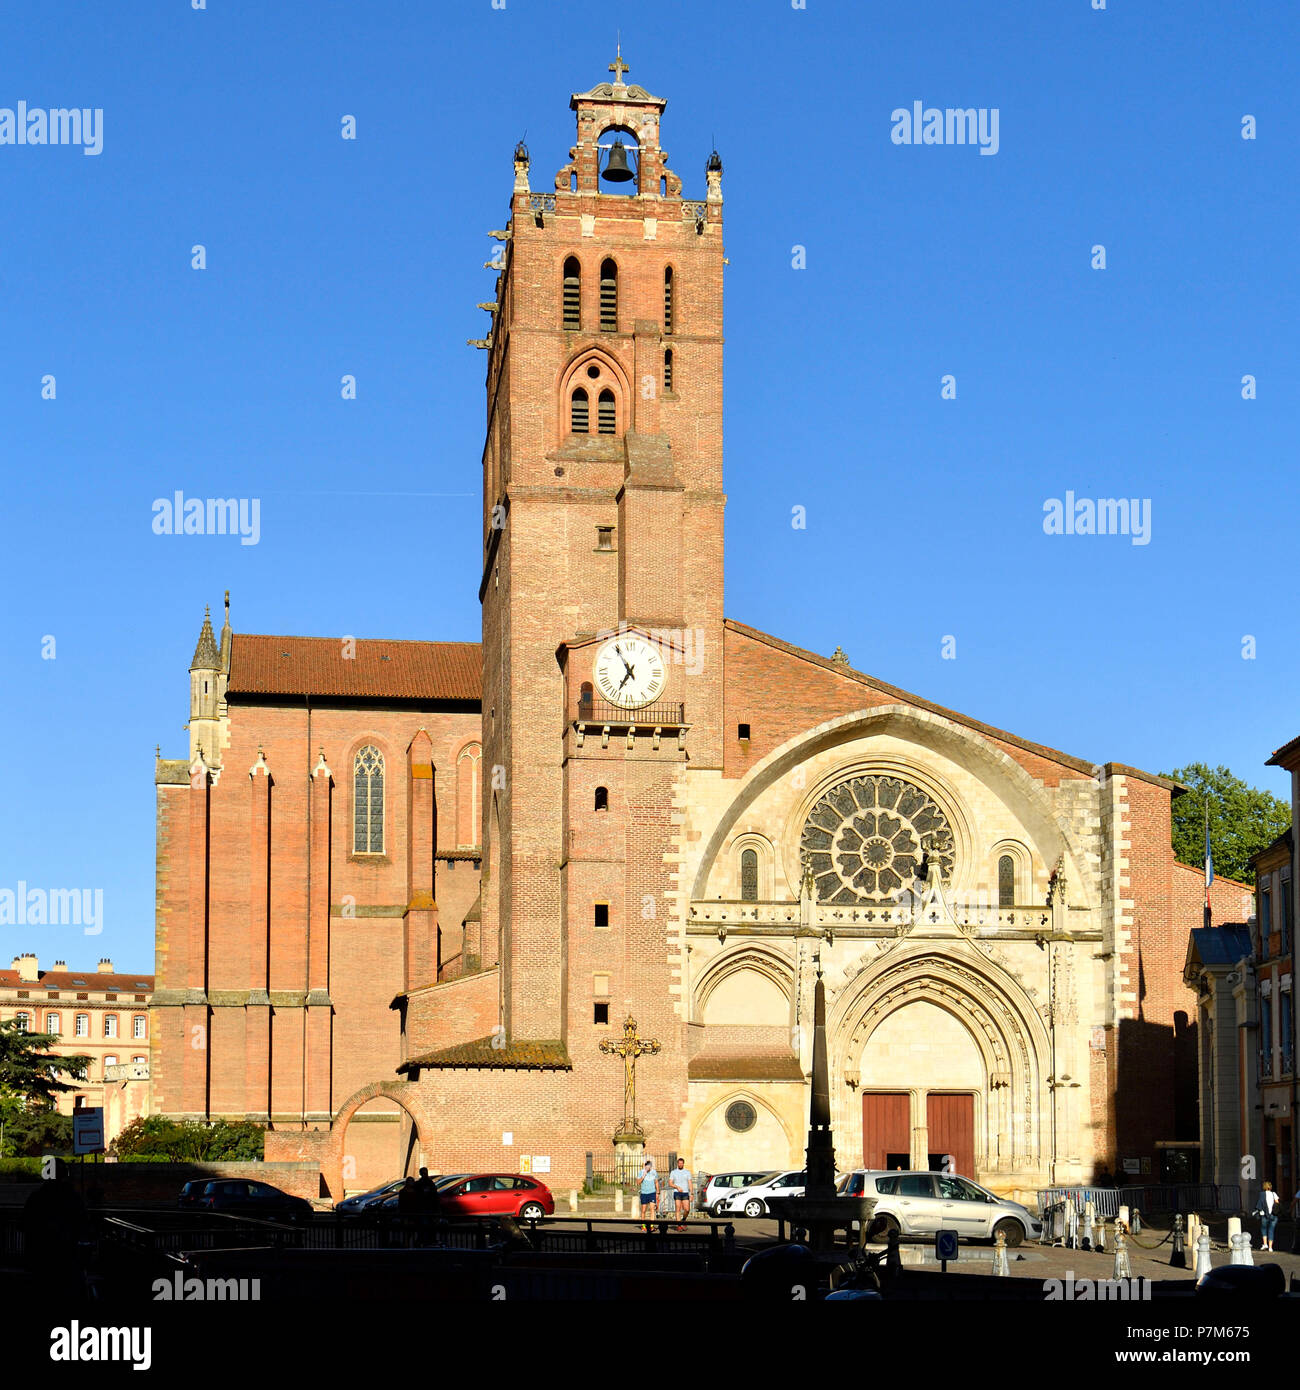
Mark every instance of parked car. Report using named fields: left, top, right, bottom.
left=197, top=1179, right=314, bottom=1224
left=372, top=1173, right=473, bottom=1212
left=336, top=1179, right=406, bottom=1215
left=436, top=1174, right=554, bottom=1220
left=701, top=1171, right=777, bottom=1217
left=714, top=1170, right=806, bottom=1218
left=177, top=1179, right=209, bottom=1211
left=836, top=1170, right=1041, bottom=1246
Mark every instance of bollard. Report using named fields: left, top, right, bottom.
left=1227, top=1215, right=1242, bottom=1247
left=1066, top=1202, right=1079, bottom=1250
left=1113, top=1229, right=1132, bottom=1281
left=1195, top=1230, right=1213, bottom=1282
left=1081, top=1201, right=1094, bottom=1252
left=568, top=1189, right=578, bottom=1212
left=992, top=1228, right=1010, bottom=1276
left=614, top=1187, right=624, bottom=1215
left=1117, top=1204, right=1130, bottom=1232
left=1241, top=1231, right=1254, bottom=1268
left=1228, top=1232, right=1244, bottom=1266
left=1131, top=1208, right=1141, bottom=1236
left=1096, top=1218, right=1106, bottom=1253
left=1170, top=1213, right=1186, bottom=1269
left=1187, top=1213, right=1200, bottom=1259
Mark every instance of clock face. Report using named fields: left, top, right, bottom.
left=593, top=635, right=667, bottom=709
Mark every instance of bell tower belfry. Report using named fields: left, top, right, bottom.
left=478, top=57, right=726, bottom=1047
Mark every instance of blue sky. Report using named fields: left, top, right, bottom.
left=1, top=0, right=1296, bottom=971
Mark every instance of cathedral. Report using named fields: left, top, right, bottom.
left=152, top=59, right=1240, bottom=1201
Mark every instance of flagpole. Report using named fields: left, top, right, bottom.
left=1203, top=795, right=1212, bottom=931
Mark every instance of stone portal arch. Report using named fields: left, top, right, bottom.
left=324, top=1081, right=436, bottom=1199
left=830, top=949, right=1050, bottom=1178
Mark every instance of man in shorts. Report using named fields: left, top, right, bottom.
left=638, top=1159, right=660, bottom=1231
left=668, top=1157, right=693, bottom=1230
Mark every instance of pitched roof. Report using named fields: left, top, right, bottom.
left=687, top=1050, right=805, bottom=1082
left=0, top=970, right=154, bottom=992
left=227, top=634, right=481, bottom=703
left=725, top=619, right=1182, bottom=790
left=1267, top=733, right=1300, bottom=770
left=399, top=1037, right=571, bottom=1073
left=1185, top=927, right=1253, bottom=969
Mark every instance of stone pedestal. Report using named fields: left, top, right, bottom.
left=613, top=1132, right=646, bottom=1187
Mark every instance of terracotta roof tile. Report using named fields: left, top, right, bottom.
left=400, top=1037, right=571, bottom=1072
left=227, top=634, right=481, bottom=703
left=0, top=971, right=154, bottom=991
left=687, top=1049, right=805, bottom=1082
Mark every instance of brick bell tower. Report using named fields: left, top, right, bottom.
left=478, top=51, right=725, bottom=1091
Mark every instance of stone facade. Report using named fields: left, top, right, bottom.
left=153, top=60, right=1227, bottom=1200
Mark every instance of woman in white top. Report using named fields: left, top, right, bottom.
left=1255, top=1180, right=1280, bottom=1251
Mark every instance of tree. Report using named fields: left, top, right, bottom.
left=1162, top=763, right=1290, bottom=886
left=110, top=1115, right=264, bottom=1162
left=0, top=1020, right=91, bottom=1157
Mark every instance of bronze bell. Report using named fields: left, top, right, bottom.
left=602, top=140, right=635, bottom=183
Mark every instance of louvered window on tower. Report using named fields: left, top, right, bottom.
left=562, top=257, right=581, bottom=329
left=597, top=389, right=616, bottom=434
left=571, top=387, right=589, bottom=433
left=600, top=259, right=617, bottom=331
left=664, top=266, right=674, bottom=333
left=664, top=348, right=674, bottom=392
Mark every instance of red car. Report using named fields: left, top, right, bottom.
left=438, top=1174, right=553, bottom=1220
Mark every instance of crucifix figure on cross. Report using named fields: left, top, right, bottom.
left=599, top=1014, right=660, bottom=1136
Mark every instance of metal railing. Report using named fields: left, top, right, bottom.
left=575, top=700, right=686, bottom=728
left=1037, top=1183, right=1243, bottom=1218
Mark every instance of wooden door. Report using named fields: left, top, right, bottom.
left=862, top=1092, right=910, bottom=1171
left=926, top=1093, right=975, bottom=1178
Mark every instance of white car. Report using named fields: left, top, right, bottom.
left=837, top=1169, right=1041, bottom=1246
left=715, top=1169, right=806, bottom=1218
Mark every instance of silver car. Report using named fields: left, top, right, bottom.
left=837, top=1170, right=1041, bottom=1245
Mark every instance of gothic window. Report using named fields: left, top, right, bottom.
left=597, top=389, right=616, bottom=434
left=457, top=744, right=481, bottom=849
left=740, top=848, right=758, bottom=902
left=570, top=387, right=589, bottom=433
left=998, top=854, right=1015, bottom=907
left=663, top=266, right=674, bottom=333
left=594, top=786, right=608, bottom=812
left=562, top=256, right=581, bottom=329
left=599, top=259, right=618, bottom=332
left=664, top=348, right=674, bottom=392
left=354, top=745, right=385, bottom=854
left=799, top=774, right=955, bottom=904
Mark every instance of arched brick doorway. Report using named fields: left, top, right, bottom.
left=325, top=1082, right=435, bottom=1200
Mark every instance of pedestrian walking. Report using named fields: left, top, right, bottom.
left=396, top=1176, right=419, bottom=1247
left=668, top=1157, right=693, bottom=1230
left=638, top=1159, right=660, bottom=1232
left=415, top=1166, right=441, bottom=1245
left=1254, top=1180, right=1280, bottom=1252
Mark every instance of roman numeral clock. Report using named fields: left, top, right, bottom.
left=594, top=635, right=666, bottom=709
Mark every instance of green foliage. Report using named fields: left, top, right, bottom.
left=1162, top=763, right=1291, bottom=887
left=0, top=1020, right=92, bottom=1107
left=110, top=1114, right=265, bottom=1162
left=0, top=1157, right=47, bottom=1180
left=1, top=1108, right=72, bottom=1157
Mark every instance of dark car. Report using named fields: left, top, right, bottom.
left=197, top=1179, right=313, bottom=1224
left=178, top=1179, right=209, bottom=1211
left=336, top=1179, right=406, bottom=1215
left=373, top=1173, right=472, bottom=1212
left=436, top=1174, right=554, bottom=1220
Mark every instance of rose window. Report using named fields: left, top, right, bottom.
left=799, top=775, right=955, bottom=903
